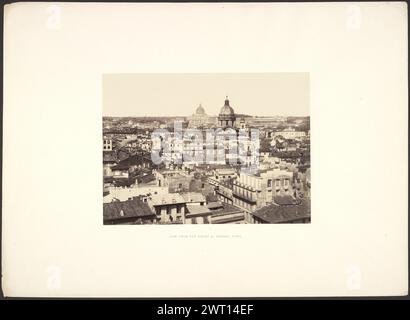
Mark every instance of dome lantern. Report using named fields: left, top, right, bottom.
left=195, top=103, right=206, bottom=115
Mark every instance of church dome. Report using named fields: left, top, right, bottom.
left=219, top=97, right=235, bottom=116
left=195, top=104, right=206, bottom=115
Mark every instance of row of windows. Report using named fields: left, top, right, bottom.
left=168, top=206, right=183, bottom=214
left=166, top=215, right=180, bottom=222
left=155, top=205, right=184, bottom=216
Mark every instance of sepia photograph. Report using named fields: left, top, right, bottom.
left=103, top=73, right=311, bottom=224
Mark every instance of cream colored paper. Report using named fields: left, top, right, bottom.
left=2, top=2, right=408, bottom=297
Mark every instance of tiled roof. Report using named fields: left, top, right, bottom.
left=215, top=168, right=236, bottom=175
left=210, top=202, right=243, bottom=215
left=103, top=198, right=155, bottom=221
left=136, top=173, right=156, bottom=184
left=206, top=194, right=219, bottom=203
left=251, top=200, right=310, bottom=223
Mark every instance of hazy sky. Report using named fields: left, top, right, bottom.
left=103, top=73, right=309, bottom=117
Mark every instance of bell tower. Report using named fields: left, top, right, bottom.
left=218, top=96, right=236, bottom=128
